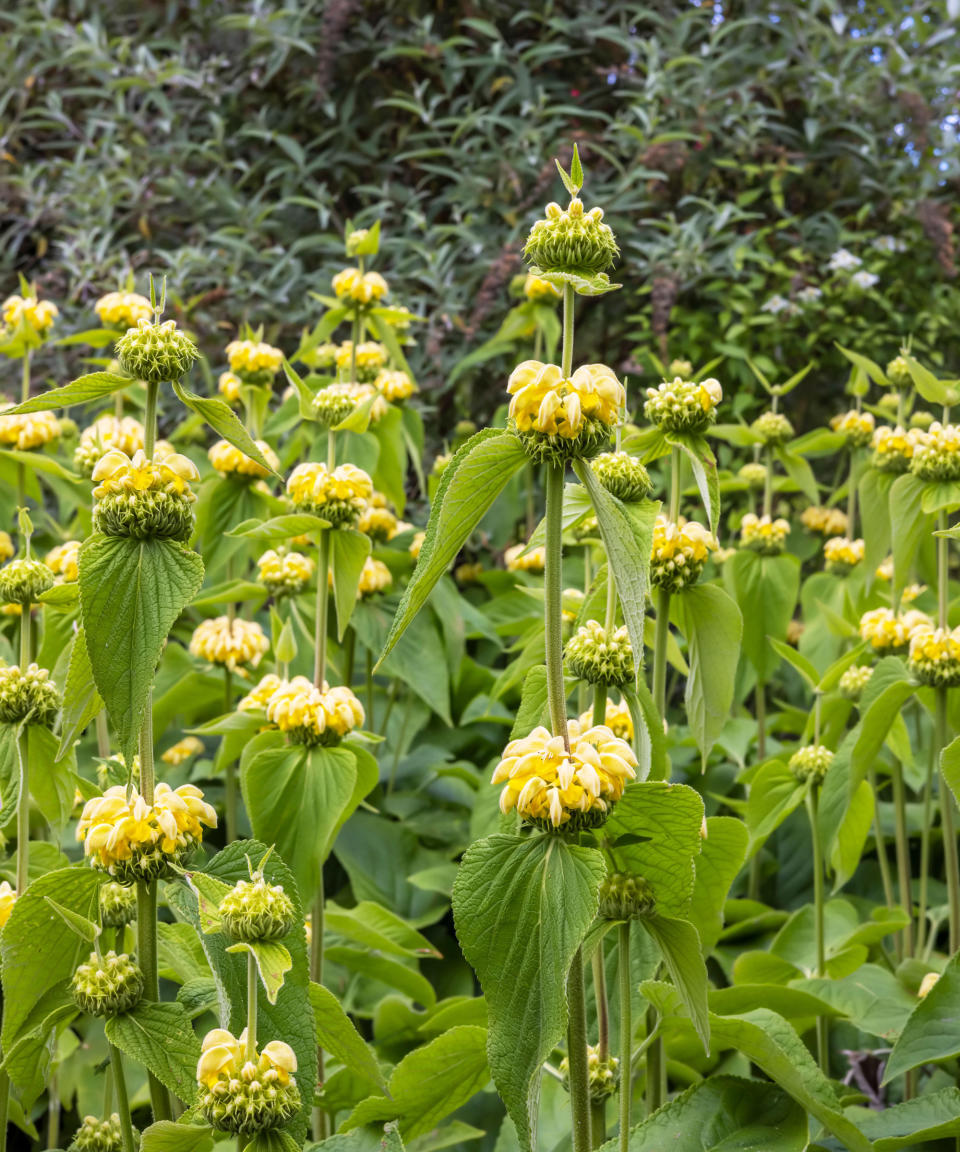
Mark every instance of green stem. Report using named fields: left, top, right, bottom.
left=246, top=951, right=258, bottom=1060
left=109, top=1045, right=136, bottom=1152
left=314, top=530, right=331, bottom=688
left=144, top=380, right=159, bottom=458
left=669, top=449, right=681, bottom=522
left=918, top=735, right=934, bottom=956
left=806, top=788, right=829, bottom=1073
left=16, top=600, right=31, bottom=896
left=366, top=648, right=375, bottom=731
left=224, top=668, right=237, bottom=843
left=652, top=588, right=671, bottom=720
left=867, top=766, right=896, bottom=924
left=892, top=759, right=915, bottom=957
left=936, top=685, right=960, bottom=954
left=592, top=683, right=608, bottom=729
left=343, top=626, right=355, bottom=687
left=327, top=429, right=336, bottom=471
left=0, top=1072, right=9, bottom=1152
left=762, top=447, right=773, bottom=520
left=17, top=351, right=30, bottom=519
left=846, top=449, right=858, bottom=536
left=748, top=682, right=767, bottom=901
left=644, top=1003, right=664, bottom=1114
left=618, top=923, right=632, bottom=1152
left=566, top=946, right=592, bottom=1152
left=545, top=462, right=569, bottom=747
left=136, top=878, right=171, bottom=1120
left=95, top=710, right=110, bottom=758
left=46, top=1073, right=60, bottom=1150
left=562, top=285, right=575, bottom=377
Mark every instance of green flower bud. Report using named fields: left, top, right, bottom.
left=71, top=951, right=144, bottom=1017
left=525, top=199, right=618, bottom=276
left=911, top=409, right=934, bottom=431
left=668, top=358, right=693, bottom=378
left=887, top=355, right=913, bottom=390
left=838, top=665, right=873, bottom=700
left=115, top=318, right=198, bottom=384
left=598, top=872, right=657, bottom=920
left=565, top=621, right=633, bottom=688
left=99, top=881, right=138, bottom=928
left=0, top=663, right=60, bottom=726
left=218, top=874, right=296, bottom=943
left=0, top=557, right=54, bottom=605
left=591, top=451, right=652, bottom=503
left=738, top=462, right=767, bottom=489
left=751, top=411, right=794, bottom=446
left=312, top=386, right=358, bottom=429
left=644, top=378, right=722, bottom=435
left=559, top=1045, right=619, bottom=1102
left=788, top=744, right=834, bottom=786
left=68, top=1114, right=136, bottom=1152
left=93, top=490, right=196, bottom=541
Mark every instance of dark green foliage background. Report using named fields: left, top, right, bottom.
left=2, top=1, right=959, bottom=424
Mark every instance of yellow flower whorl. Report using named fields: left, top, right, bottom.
left=375, top=369, right=417, bottom=402
left=225, top=340, right=283, bottom=384
left=507, top=360, right=624, bottom=462
left=189, top=617, right=269, bottom=671
left=0, top=404, right=61, bottom=451
left=908, top=625, right=960, bottom=687
left=823, top=535, right=865, bottom=573
left=265, top=676, right=364, bottom=745
left=196, top=1028, right=299, bottom=1135
left=651, top=516, right=716, bottom=592
left=872, top=424, right=915, bottom=474
left=800, top=505, right=848, bottom=537
left=91, top=448, right=200, bottom=540
left=504, top=542, right=546, bottom=574
left=95, top=292, right=152, bottom=330
left=286, top=462, right=373, bottom=526
left=3, top=294, right=58, bottom=335
left=208, top=438, right=279, bottom=479
left=45, top=540, right=82, bottom=583
left=830, top=409, right=875, bottom=448
left=161, top=736, right=205, bottom=766
left=332, top=267, right=389, bottom=304
left=257, top=548, right=315, bottom=596
left=740, top=513, right=790, bottom=556
left=644, top=377, right=722, bottom=434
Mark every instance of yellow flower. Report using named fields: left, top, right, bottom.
left=77, top=782, right=217, bottom=879
left=0, top=880, right=15, bottom=928
left=0, top=405, right=60, bottom=450
left=92, top=447, right=200, bottom=499
left=208, top=438, right=279, bottom=479
left=335, top=340, right=388, bottom=378
left=357, top=557, right=392, bottom=597
left=908, top=625, right=960, bottom=687
left=375, top=369, right=417, bottom=402
left=830, top=409, right=875, bottom=447
left=823, top=536, right=865, bottom=573
left=523, top=273, right=562, bottom=301
left=225, top=339, right=284, bottom=378
left=876, top=556, right=894, bottom=582
left=161, top=736, right=205, bottom=766
left=651, top=516, right=716, bottom=592
left=911, top=421, right=960, bottom=482
left=578, top=698, right=633, bottom=741
left=190, top=617, right=269, bottom=671
left=508, top=360, right=624, bottom=445
left=859, top=607, right=932, bottom=652
left=265, top=676, right=364, bottom=745
left=409, top=531, right=425, bottom=560
left=644, top=377, right=722, bottom=433
left=918, top=972, right=941, bottom=999
left=78, top=415, right=145, bottom=459
left=331, top=267, right=389, bottom=303
left=3, top=294, right=58, bottom=335
left=801, top=505, right=848, bottom=537
left=504, top=542, right=546, bottom=573
left=357, top=501, right=398, bottom=542
left=218, top=371, right=243, bottom=405
left=286, top=462, right=373, bottom=525
left=238, top=673, right=284, bottom=713
left=0, top=533, right=12, bottom=563
left=45, top=540, right=82, bottom=583
left=492, top=719, right=637, bottom=830
left=257, top=548, right=314, bottom=595
left=872, top=424, right=915, bottom=473
left=455, top=561, right=484, bottom=586
left=740, top=513, right=791, bottom=555
left=95, top=291, right=152, bottom=330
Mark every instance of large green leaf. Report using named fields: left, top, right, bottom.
left=605, top=781, right=704, bottom=916
left=849, top=1088, right=960, bottom=1150
left=889, top=472, right=932, bottom=596
left=309, top=981, right=386, bottom=1093
left=171, top=379, right=279, bottom=476
left=451, top=834, right=604, bottom=1152
left=241, top=744, right=360, bottom=904
left=689, top=816, right=749, bottom=953
left=0, top=865, right=103, bottom=1047
left=723, top=550, right=800, bottom=683
left=105, top=1000, right=201, bottom=1104
left=746, top=760, right=806, bottom=847
left=56, top=626, right=102, bottom=761
left=884, top=950, right=960, bottom=1082
left=709, top=1009, right=871, bottom=1152
left=641, top=914, right=709, bottom=1049
left=672, top=584, right=742, bottom=767
left=167, top=840, right=315, bottom=1142
left=379, top=430, right=528, bottom=663
left=600, top=1074, right=806, bottom=1151
left=665, top=432, right=720, bottom=533
left=331, top=528, right=371, bottom=639
left=848, top=656, right=915, bottom=797
left=574, top=460, right=658, bottom=679
left=859, top=468, right=894, bottom=593
left=341, top=1025, right=489, bottom=1140
left=5, top=371, right=131, bottom=414
left=78, top=534, right=204, bottom=764
left=138, top=1121, right=214, bottom=1152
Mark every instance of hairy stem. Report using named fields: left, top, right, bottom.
left=144, top=380, right=159, bottom=458
left=567, top=946, right=592, bottom=1152
left=311, top=870, right=328, bottom=1141
left=314, top=529, right=331, bottom=688
left=109, top=1045, right=136, bottom=1152
left=247, top=951, right=258, bottom=1060
left=618, top=923, right=632, bottom=1152
left=545, top=462, right=569, bottom=748
left=806, top=788, right=829, bottom=1073
left=224, top=668, right=237, bottom=843
left=891, top=759, right=915, bottom=957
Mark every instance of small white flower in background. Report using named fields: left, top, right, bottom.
left=761, top=294, right=796, bottom=315
left=796, top=285, right=823, bottom=302
left=851, top=270, right=879, bottom=290
left=874, top=235, right=906, bottom=253
left=827, top=248, right=862, bottom=272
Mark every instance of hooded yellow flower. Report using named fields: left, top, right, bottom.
left=0, top=405, right=60, bottom=451
left=265, top=676, right=364, bottom=745
left=508, top=360, right=624, bottom=455
left=208, top=438, right=279, bottom=479
left=3, top=294, right=58, bottom=335
left=504, top=542, right=546, bottom=574
left=331, top=267, right=389, bottom=304
left=190, top=617, right=269, bottom=671
left=286, top=461, right=372, bottom=525
left=45, top=540, right=82, bottom=583
left=95, top=291, right=152, bottom=330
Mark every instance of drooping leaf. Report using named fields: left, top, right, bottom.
left=331, top=528, right=371, bottom=638
left=640, top=914, right=709, bottom=1049
left=724, top=550, right=800, bottom=683
left=172, top=379, right=279, bottom=476
left=884, top=950, right=960, bottom=1082
left=688, top=816, right=749, bottom=953
left=309, top=981, right=386, bottom=1093
left=105, top=1000, right=202, bottom=1104
left=4, top=371, right=130, bottom=414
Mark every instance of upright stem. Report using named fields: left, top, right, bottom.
left=136, top=878, right=170, bottom=1119
left=652, top=589, right=671, bottom=721
left=846, top=449, right=859, bottom=536
left=144, top=380, right=159, bottom=458
left=762, top=447, right=773, bottom=519
left=590, top=949, right=609, bottom=1147
left=246, top=951, right=258, bottom=1060
left=592, top=684, right=608, bottom=729
left=748, top=682, right=767, bottom=901
left=16, top=730, right=29, bottom=897
left=892, top=760, right=915, bottom=957
left=95, top=710, right=110, bottom=758
left=314, top=530, right=331, bottom=688
left=867, top=766, right=896, bottom=923
left=366, top=648, right=375, bottom=731
left=545, top=462, right=569, bottom=748
left=327, top=429, right=336, bottom=470
left=618, top=923, right=632, bottom=1152
left=562, top=285, right=575, bottom=377
left=566, top=946, right=592, bottom=1152
left=669, top=450, right=680, bottom=522
left=224, top=669, right=237, bottom=843
left=343, top=627, right=355, bottom=688
left=644, top=1002, right=664, bottom=1114
left=936, top=685, right=960, bottom=954
left=17, top=351, right=31, bottom=519
left=109, top=1045, right=136, bottom=1152
left=806, top=788, right=828, bottom=1073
